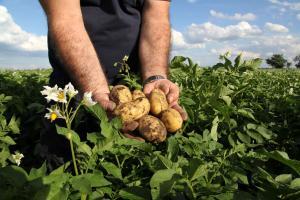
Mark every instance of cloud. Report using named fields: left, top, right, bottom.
left=0, top=5, right=49, bottom=68
left=210, top=46, right=261, bottom=59
left=185, top=21, right=262, bottom=43
left=268, top=0, right=300, bottom=11
left=297, top=14, right=300, bottom=20
left=265, top=22, right=289, bottom=33
left=171, top=29, right=205, bottom=50
left=0, top=5, right=47, bottom=52
left=210, top=10, right=256, bottom=21
left=171, top=20, right=300, bottom=67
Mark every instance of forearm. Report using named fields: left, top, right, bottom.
left=49, top=21, right=109, bottom=94
left=139, top=2, right=171, bottom=81
left=41, top=0, right=109, bottom=95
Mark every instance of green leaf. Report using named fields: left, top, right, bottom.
left=55, top=125, right=81, bottom=145
left=171, top=56, right=187, bottom=65
left=71, top=175, right=92, bottom=194
left=290, top=178, right=300, bottom=190
left=187, top=159, right=207, bottom=181
left=230, top=169, right=249, bottom=185
left=100, top=120, right=114, bottom=138
left=237, top=132, right=251, bottom=144
left=220, top=85, right=234, bottom=97
left=246, top=130, right=264, bottom=143
left=221, top=95, right=232, bottom=106
left=77, top=142, right=92, bottom=156
left=261, top=150, right=300, bottom=175
left=119, top=187, right=151, bottom=200
left=28, top=162, right=47, bottom=181
left=102, top=162, right=122, bottom=180
left=87, top=133, right=98, bottom=144
left=0, top=148, right=10, bottom=167
left=256, top=126, right=273, bottom=140
left=150, top=169, right=178, bottom=188
left=275, top=174, right=292, bottom=184
left=156, top=154, right=174, bottom=169
left=167, top=136, right=179, bottom=162
left=180, top=97, right=196, bottom=106
left=50, top=162, right=70, bottom=175
left=8, top=116, right=20, bottom=134
left=210, top=116, right=219, bottom=141
left=237, top=109, right=256, bottom=120
left=84, top=173, right=111, bottom=187
left=0, top=136, right=15, bottom=145
left=234, top=53, right=243, bottom=68
left=0, top=165, right=28, bottom=187
left=48, top=187, right=69, bottom=200
left=150, top=169, right=181, bottom=200
left=242, top=58, right=262, bottom=70
left=111, top=117, right=122, bottom=130
left=87, top=104, right=108, bottom=122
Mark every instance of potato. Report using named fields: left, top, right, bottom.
left=149, top=89, right=169, bottom=116
left=160, top=108, right=183, bottom=133
left=132, top=90, right=145, bottom=100
left=114, top=97, right=150, bottom=122
left=110, top=85, right=132, bottom=105
left=138, top=115, right=167, bottom=143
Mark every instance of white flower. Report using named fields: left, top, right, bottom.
left=82, top=92, right=97, bottom=107
left=12, top=152, right=24, bottom=166
left=45, top=108, right=64, bottom=122
left=64, top=82, right=78, bottom=98
left=41, top=85, right=59, bottom=102
left=40, top=85, right=67, bottom=103
left=56, top=88, right=68, bottom=103
left=122, top=55, right=129, bottom=62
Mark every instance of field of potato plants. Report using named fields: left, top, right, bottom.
left=0, top=54, right=300, bottom=200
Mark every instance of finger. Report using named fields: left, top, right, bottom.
left=143, top=83, right=155, bottom=97
left=100, top=100, right=116, bottom=112
left=157, top=82, right=170, bottom=95
left=122, top=121, right=139, bottom=132
left=172, top=104, right=188, bottom=121
left=167, top=84, right=180, bottom=104
left=169, top=100, right=178, bottom=107
left=123, top=133, right=145, bottom=142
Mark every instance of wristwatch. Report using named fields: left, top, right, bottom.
left=143, top=75, right=166, bottom=86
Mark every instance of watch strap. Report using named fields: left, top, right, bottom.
left=143, top=75, right=166, bottom=86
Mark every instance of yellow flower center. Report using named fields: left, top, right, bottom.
left=50, top=112, right=58, bottom=122
left=57, top=91, right=65, bottom=100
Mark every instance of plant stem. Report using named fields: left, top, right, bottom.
left=70, top=103, right=82, bottom=124
left=81, top=193, right=87, bottom=200
left=69, top=138, right=79, bottom=176
left=115, top=155, right=121, bottom=168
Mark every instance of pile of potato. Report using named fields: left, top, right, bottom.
left=110, top=85, right=183, bottom=143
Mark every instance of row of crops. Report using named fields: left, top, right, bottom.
left=0, top=55, right=299, bottom=199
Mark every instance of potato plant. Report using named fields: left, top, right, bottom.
left=0, top=55, right=299, bottom=200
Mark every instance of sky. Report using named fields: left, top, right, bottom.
left=0, top=0, right=299, bottom=69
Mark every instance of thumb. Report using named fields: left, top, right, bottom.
left=143, top=83, right=155, bottom=97
left=100, top=100, right=116, bottom=112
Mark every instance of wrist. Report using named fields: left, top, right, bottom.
left=142, top=68, right=168, bottom=81
left=143, top=75, right=167, bottom=86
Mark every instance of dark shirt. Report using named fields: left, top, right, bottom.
left=48, top=0, right=145, bottom=86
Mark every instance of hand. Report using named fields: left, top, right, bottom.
left=121, top=121, right=145, bottom=142
left=143, top=79, right=188, bottom=121
left=93, top=91, right=116, bottom=112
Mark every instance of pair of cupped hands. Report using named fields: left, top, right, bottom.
left=93, top=79, right=188, bottom=141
